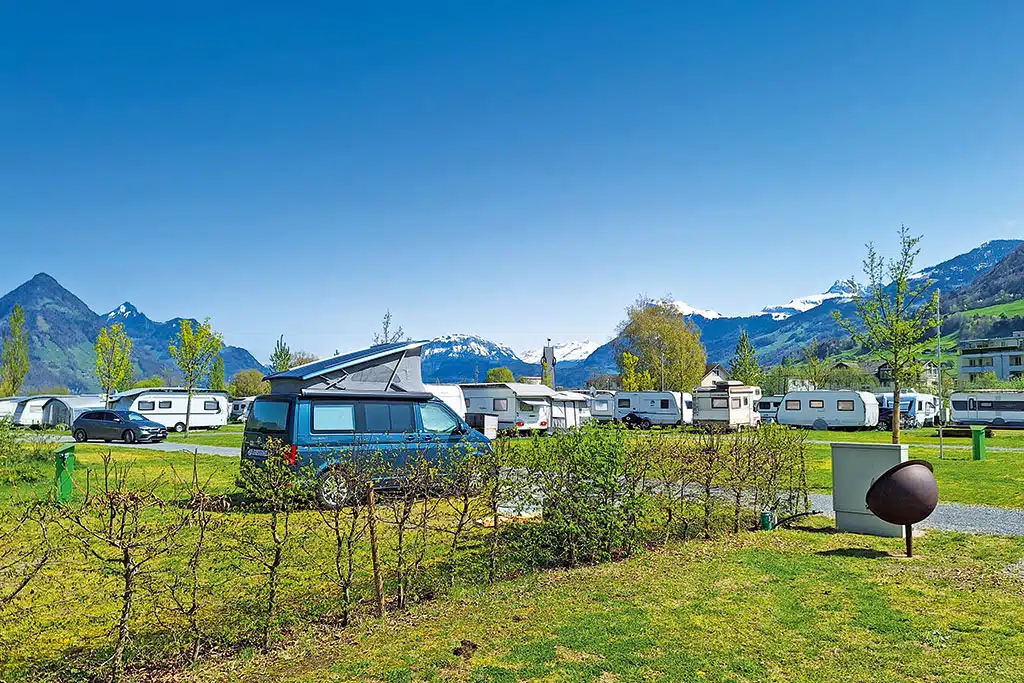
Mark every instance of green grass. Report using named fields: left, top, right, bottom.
left=166, top=422, right=245, bottom=448
left=190, top=519, right=1024, bottom=683
left=963, top=299, right=1024, bottom=318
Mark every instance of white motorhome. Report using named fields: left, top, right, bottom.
left=757, top=395, right=784, bottom=424
left=777, top=390, right=879, bottom=430
left=583, top=390, right=617, bottom=422
left=693, top=382, right=762, bottom=430
left=426, top=384, right=467, bottom=418
left=875, top=390, right=938, bottom=428
left=614, top=391, right=685, bottom=427
left=550, top=391, right=592, bottom=431
left=462, top=382, right=555, bottom=434
left=109, top=388, right=229, bottom=431
left=41, top=395, right=106, bottom=428
left=229, top=397, right=255, bottom=422
left=950, top=390, right=1024, bottom=428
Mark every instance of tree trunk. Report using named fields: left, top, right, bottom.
left=184, top=387, right=193, bottom=439
left=891, top=380, right=901, bottom=444
left=366, top=484, right=385, bottom=618
left=112, top=553, right=135, bottom=683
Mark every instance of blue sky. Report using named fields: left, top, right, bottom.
left=2, top=1, right=1023, bottom=361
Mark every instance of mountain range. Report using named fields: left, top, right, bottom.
left=2, top=238, right=1023, bottom=392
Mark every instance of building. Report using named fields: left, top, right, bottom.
left=699, top=364, right=728, bottom=387
left=958, top=332, right=1024, bottom=383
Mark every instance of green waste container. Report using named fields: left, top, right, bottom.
left=971, top=426, right=987, bottom=461
left=54, top=443, right=75, bottom=504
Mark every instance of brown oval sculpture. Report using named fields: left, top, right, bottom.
left=865, top=460, right=938, bottom=557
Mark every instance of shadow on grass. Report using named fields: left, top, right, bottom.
left=817, top=548, right=892, bottom=559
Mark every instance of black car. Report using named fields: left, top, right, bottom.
left=621, top=412, right=652, bottom=430
left=72, top=410, right=168, bottom=444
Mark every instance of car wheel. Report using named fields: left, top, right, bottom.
left=123, top=430, right=136, bottom=444
left=316, top=468, right=353, bottom=510
left=73, top=429, right=88, bottom=443
left=640, top=418, right=652, bottom=430
left=174, top=422, right=186, bottom=433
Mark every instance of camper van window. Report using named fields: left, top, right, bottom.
left=837, top=400, right=855, bottom=411
left=618, top=399, right=631, bottom=408
left=685, top=400, right=693, bottom=409
left=420, top=403, right=459, bottom=433
left=759, top=402, right=770, bottom=410
left=660, top=399, right=669, bottom=409
left=493, top=398, right=508, bottom=412
left=712, top=397, right=728, bottom=409
left=743, top=396, right=749, bottom=406
left=363, top=402, right=416, bottom=433
left=731, top=398, right=741, bottom=409
left=785, top=400, right=801, bottom=410
left=312, top=404, right=355, bottom=432
left=809, top=400, right=824, bottom=409
left=203, top=400, right=219, bottom=411
left=248, top=399, right=289, bottom=434
left=138, top=401, right=155, bottom=411
left=979, top=401, right=994, bottom=411
left=595, top=400, right=608, bottom=411
left=158, top=400, right=172, bottom=409
left=918, top=401, right=923, bottom=411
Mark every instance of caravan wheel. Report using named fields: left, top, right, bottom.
left=174, top=422, right=186, bottom=433
left=640, top=418, right=652, bottom=430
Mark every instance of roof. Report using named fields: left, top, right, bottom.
left=265, top=341, right=428, bottom=380
left=551, top=391, right=590, bottom=402
left=41, top=395, right=105, bottom=408
left=462, top=382, right=558, bottom=398
left=111, top=387, right=229, bottom=400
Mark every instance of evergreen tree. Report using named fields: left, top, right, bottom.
left=728, top=329, right=763, bottom=386
left=209, top=355, right=227, bottom=392
left=0, top=304, right=30, bottom=396
left=269, top=335, right=291, bottom=374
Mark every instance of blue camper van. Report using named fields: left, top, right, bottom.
left=241, top=392, right=491, bottom=508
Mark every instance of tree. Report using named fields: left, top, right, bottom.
left=619, top=351, right=654, bottom=391
left=799, top=339, right=833, bottom=390
left=728, top=330, right=763, bottom=386
left=485, top=367, right=515, bottom=383
left=0, top=304, right=30, bottom=396
left=269, top=335, right=291, bottom=374
left=94, top=323, right=134, bottom=407
left=834, top=225, right=940, bottom=444
left=168, top=319, right=223, bottom=438
left=209, top=355, right=227, bottom=392
left=133, top=375, right=166, bottom=389
left=615, top=297, right=707, bottom=392
left=289, top=351, right=319, bottom=368
left=229, top=369, right=271, bottom=397
left=541, top=358, right=554, bottom=388
left=372, top=310, right=404, bottom=345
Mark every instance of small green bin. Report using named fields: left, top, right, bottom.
left=971, top=426, right=987, bottom=461
left=54, top=443, right=76, bottom=503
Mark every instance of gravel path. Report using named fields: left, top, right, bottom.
left=809, top=493, right=1024, bottom=537
left=52, top=435, right=239, bottom=458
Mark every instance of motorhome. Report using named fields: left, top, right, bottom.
left=425, top=384, right=467, bottom=418
left=757, top=395, right=784, bottom=424
left=692, top=382, right=762, bottom=430
left=614, top=391, right=685, bottom=428
left=874, top=391, right=939, bottom=428
left=550, top=391, right=591, bottom=431
left=41, top=395, right=106, bottom=428
left=950, top=390, right=1024, bottom=428
left=584, top=389, right=617, bottom=422
left=776, top=390, right=879, bottom=430
left=230, top=397, right=255, bottom=422
left=109, top=388, right=229, bottom=431
left=462, top=382, right=555, bottom=434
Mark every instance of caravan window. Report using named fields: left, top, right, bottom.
left=785, top=400, right=801, bottom=410
left=158, top=400, right=172, bottom=409
left=742, top=396, right=749, bottom=406
left=979, top=401, right=994, bottom=411
left=712, top=397, right=728, bottom=409
left=731, top=398, right=741, bottom=409
left=809, top=400, right=824, bottom=409
left=758, top=402, right=771, bottom=410
left=493, top=398, right=508, bottom=411
left=138, top=401, right=155, bottom=411
left=837, top=400, right=855, bottom=411
left=594, top=400, right=609, bottom=411
left=312, top=404, right=355, bottom=432
left=203, top=400, right=219, bottom=411
left=518, top=400, right=537, bottom=412
left=618, top=399, right=631, bottom=409
left=660, top=399, right=669, bottom=409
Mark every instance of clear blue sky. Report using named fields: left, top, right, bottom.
left=2, top=1, right=1023, bottom=360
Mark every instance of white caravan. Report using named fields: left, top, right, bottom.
left=614, top=391, right=685, bottom=427
left=109, top=388, right=229, bottom=431
left=11, top=395, right=62, bottom=427
left=950, top=390, right=1024, bottom=428
left=41, top=395, right=106, bottom=428
left=757, top=395, right=784, bottom=424
left=0, top=396, right=27, bottom=421
left=693, top=382, right=762, bottom=430
left=777, top=390, right=879, bottom=430
left=230, top=397, right=255, bottom=422
left=550, top=391, right=592, bottom=431
left=462, top=382, right=555, bottom=434
left=875, top=390, right=939, bottom=427
left=426, top=384, right=467, bottom=419
left=584, top=390, right=617, bottom=422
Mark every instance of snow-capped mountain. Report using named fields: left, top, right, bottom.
left=423, top=334, right=518, bottom=360
left=520, top=340, right=599, bottom=364
left=760, top=280, right=860, bottom=320
left=421, top=334, right=532, bottom=383
left=672, top=302, right=723, bottom=319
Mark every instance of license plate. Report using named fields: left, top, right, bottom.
left=246, top=448, right=268, bottom=458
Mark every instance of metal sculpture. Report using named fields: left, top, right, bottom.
left=865, top=459, right=938, bottom=557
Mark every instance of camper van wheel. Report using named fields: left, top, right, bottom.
left=174, top=422, right=186, bottom=433
left=122, top=430, right=136, bottom=444
left=73, top=429, right=88, bottom=443
left=316, top=468, right=353, bottom=509
left=640, top=418, right=652, bottom=430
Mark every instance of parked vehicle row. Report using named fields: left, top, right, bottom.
left=950, top=390, right=1024, bottom=428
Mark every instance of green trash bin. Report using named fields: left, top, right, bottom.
left=54, top=443, right=76, bottom=504
left=971, top=426, right=987, bottom=461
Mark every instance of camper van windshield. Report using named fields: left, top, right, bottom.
left=248, top=399, right=290, bottom=434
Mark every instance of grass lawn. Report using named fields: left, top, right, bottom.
left=165, top=422, right=245, bottom=448
left=194, top=518, right=1024, bottom=683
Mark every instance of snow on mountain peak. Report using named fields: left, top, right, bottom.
left=520, top=340, right=598, bottom=364
left=672, top=301, right=723, bottom=319
left=424, top=334, right=518, bottom=359
left=106, top=301, right=141, bottom=318
left=761, top=281, right=858, bottom=318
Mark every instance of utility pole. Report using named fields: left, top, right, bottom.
left=660, top=346, right=665, bottom=391
left=937, top=288, right=944, bottom=460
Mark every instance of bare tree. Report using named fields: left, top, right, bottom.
left=372, top=310, right=404, bottom=345
left=1, top=501, right=54, bottom=605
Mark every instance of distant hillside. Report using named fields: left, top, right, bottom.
left=0, top=274, right=267, bottom=393
left=945, top=243, right=1024, bottom=312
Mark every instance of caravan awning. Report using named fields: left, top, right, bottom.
left=519, top=398, right=547, bottom=407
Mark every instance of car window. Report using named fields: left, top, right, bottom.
left=127, top=412, right=148, bottom=422
left=105, top=412, right=121, bottom=422
left=362, top=402, right=416, bottom=433
left=312, top=403, right=355, bottom=432
left=421, top=403, right=459, bottom=433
